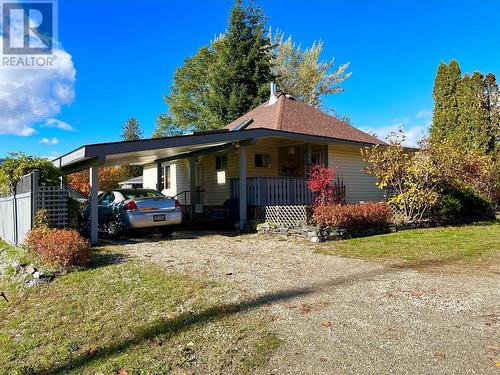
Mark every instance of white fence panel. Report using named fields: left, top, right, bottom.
left=0, top=196, right=16, bottom=244
left=0, top=172, right=69, bottom=245
left=16, top=192, right=32, bottom=244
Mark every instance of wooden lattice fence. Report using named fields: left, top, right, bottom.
left=0, top=172, right=70, bottom=244
left=255, top=205, right=308, bottom=226
left=34, top=186, right=69, bottom=228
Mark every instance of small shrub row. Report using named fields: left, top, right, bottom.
left=24, top=228, right=90, bottom=269
left=312, top=202, right=392, bottom=228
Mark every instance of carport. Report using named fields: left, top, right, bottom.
left=53, top=128, right=339, bottom=244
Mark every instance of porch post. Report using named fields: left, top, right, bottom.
left=89, top=166, right=99, bottom=245
left=156, top=162, right=162, bottom=191
left=189, top=157, right=196, bottom=206
left=306, top=143, right=312, bottom=165
left=239, top=146, right=247, bottom=229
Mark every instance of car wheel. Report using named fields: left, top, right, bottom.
left=106, top=221, right=122, bottom=239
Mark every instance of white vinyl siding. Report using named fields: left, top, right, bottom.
left=142, top=163, right=157, bottom=189
left=171, top=159, right=191, bottom=205
left=328, top=144, right=384, bottom=203
left=198, top=149, right=239, bottom=206
left=142, top=161, right=192, bottom=204
left=245, top=138, right=281, bottom=177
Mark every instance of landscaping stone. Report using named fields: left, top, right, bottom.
left=258, top=221, right=399, bottom=241
left=33, top=271, right=43, bottom=279
left=24, top=278, right=50, bottom=288
left=26, top=265, right=36, bottom=275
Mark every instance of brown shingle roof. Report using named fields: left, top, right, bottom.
left=225, top=93, right=383, bottom=144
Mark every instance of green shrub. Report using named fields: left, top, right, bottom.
left=437, top=186, right=493, bottom=221
left=33, top=208, right=50, bottom=228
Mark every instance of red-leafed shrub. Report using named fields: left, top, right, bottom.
left=307, top=164, right=341, bottom=206
left=25, top=228, right=90, bottom=269
left=312, top=202, right=392, bottom=228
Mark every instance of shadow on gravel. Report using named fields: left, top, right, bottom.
left=99, top=229, right=240, bottom=246
left=86, top=251, right=128, bottom=270
left=38, top=267, right=393, bottom=374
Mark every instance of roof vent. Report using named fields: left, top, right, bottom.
left=268, top=82, right=277, bottom=105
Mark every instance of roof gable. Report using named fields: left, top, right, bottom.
left=226, top=93, right=383, bottom=144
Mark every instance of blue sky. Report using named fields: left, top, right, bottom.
left=1, top=0, right=499, bottom=158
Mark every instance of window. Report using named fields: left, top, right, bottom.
left=160, top=165, right=171, bottom=189
left=311, top=151, right=322, bottom=165
left=164, top=166, right=171, bottom=189
left=121, top=190, right=163, bottom=200
left=215, top=154, right=227, bottom=170
left=255, top=153, right=272, bottom=168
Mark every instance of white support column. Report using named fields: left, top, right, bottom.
left=306, top=143, right=312, bottom=166
left=89, top=166, right=99, bottom=245
left=239, top=146, right=247, bottom=230
left=156, top=162, right=162, bottom=191
left=189, top=157, right=196, bottom=220
left=189, top=157, right=196, bottom=205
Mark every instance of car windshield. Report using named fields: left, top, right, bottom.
left=120, top=190, right=164, bottom=199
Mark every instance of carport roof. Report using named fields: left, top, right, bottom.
left=53, top=127, right=379, bottom=173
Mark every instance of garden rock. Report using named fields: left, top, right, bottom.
left=26, top=265, right=36, bottom=275
left=33, top=271, right=43, bottom=279
left=24, top=278, right=51, bottom=288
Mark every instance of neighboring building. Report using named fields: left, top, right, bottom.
left=53, top=84, right=386, bottom=239
left=118, top=175, right=143, bottom=189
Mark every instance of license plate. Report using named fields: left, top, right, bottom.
left=153, top=214, right=166, bottom=222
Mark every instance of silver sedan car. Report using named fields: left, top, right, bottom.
left=80, top=189, right=182, bottom=237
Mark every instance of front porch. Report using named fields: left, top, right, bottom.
left=229, top=177, right=312, bottom=206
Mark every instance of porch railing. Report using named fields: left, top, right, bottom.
left=230, top=177, right=313, bottom=206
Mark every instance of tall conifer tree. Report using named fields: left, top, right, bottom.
left=120, top=118, right=143, bottom=178
left=430, top=60, right=462, bottom=142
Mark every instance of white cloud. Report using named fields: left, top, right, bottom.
left=0, top=40, right=76, bottom=136
left=39, top=137, right=59, bottom=145
left=392, top=117, right=410, bottom=124
left=416, top=109, right=432, bottom=119
left=42, top=118, right=74, bottom=131
left=361, top=123, right=429, bottom=147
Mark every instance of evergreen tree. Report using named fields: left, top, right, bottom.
left=120, top=117, right=143, bottom=178
left=485, top=73, right=500, bottom=152
left=205, top=0, right=273, bottom=127
left=456, top=72, right=490, bottom=151
left=164, top=0, right=272, bottom=131
left=121, top=117, right=143, bottom=141
left=430, top=60, right=462, bottom=142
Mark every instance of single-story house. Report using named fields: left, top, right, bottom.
left=53, top=84, right=384, bottom=243
left=118, top=175, right=143, bottom=189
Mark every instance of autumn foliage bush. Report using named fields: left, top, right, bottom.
left=312, top=202, right=393, bottom=228
left=25, top=228, right=90, bottom=269
left=307, top=164, right=342, bottom=206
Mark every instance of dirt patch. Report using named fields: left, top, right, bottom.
left=103, top=231, right=500, bottom=375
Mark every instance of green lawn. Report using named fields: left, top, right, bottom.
left=0, top=248, right=280, bottom=374
left=316, top=221, right=500, bottom=268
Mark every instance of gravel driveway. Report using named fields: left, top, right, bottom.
left=104, top=231, right=500, bottom=375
